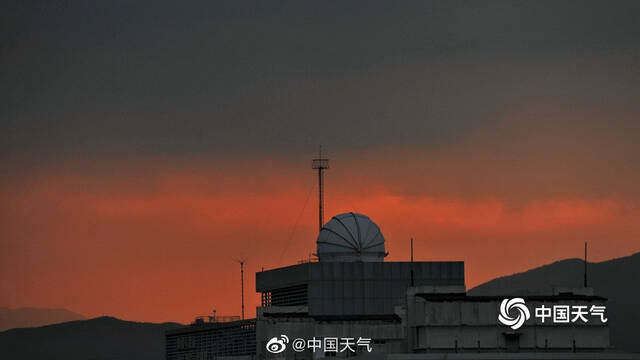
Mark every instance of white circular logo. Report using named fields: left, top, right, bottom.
left=498, top=297, right=530, bottom=330
left=266, top=335, right=289, bottom=354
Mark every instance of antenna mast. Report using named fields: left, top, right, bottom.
left=410, top=238, right=414, bottom=286
left=312, top=146, right=329, bottom=233
left=584, top=242, right=588, bottom=287
left=236, top=259, right=246, bottom=320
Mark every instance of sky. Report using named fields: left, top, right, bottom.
left=1, top=0, right=640, bottom=324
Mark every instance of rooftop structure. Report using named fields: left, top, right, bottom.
left=167, top=210, right=637, bottom=360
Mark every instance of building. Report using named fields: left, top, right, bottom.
left=167, top=212, right=640, bottom=360
left=166, top=317, right=256, bottom=360
left=405, top=288, right=609, bottom=354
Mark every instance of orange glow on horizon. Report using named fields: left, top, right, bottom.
left=1, top=155, right=639, bottom=324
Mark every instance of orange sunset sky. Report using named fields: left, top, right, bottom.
left=2, top=1, right=640, bottom=323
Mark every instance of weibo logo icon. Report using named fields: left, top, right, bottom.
left=266, top=335, right=289, bottom=354
left=498, top=297, right=530, bottom=330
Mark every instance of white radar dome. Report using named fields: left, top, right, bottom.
left=316, top=212, right=387, bottom=262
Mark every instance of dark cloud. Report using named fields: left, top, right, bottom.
left=2, top=0, right=640, bottom=167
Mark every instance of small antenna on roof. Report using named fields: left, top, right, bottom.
left=410, top=238, right=414, bottom=286
left=411, top=237, right=414, bottom=262
left=584, top=242, right=588, bottom=287
left=235, top=258, right=246, bottom=320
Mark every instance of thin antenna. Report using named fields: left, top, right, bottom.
left=312, top=145, right=329, bottom=233
left=235, top=259, right=246, bottom=320
left=410, top=238, right=414, bottom=286
left=584, top=242, right=588, bottom=287
left=411, top=237, right=414, bottom=262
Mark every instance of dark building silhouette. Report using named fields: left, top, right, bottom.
left=166, top=318, right=256, bottom=360
left=167, top=213, right=638, bottom=360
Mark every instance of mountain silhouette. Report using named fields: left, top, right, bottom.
left=469, top=251, right=640, bottom=353
left=1, top=253, right=637, bottom=358
left=0, top=307, right=86, bottom=331
left=0, top=316, right=182, bottom=360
